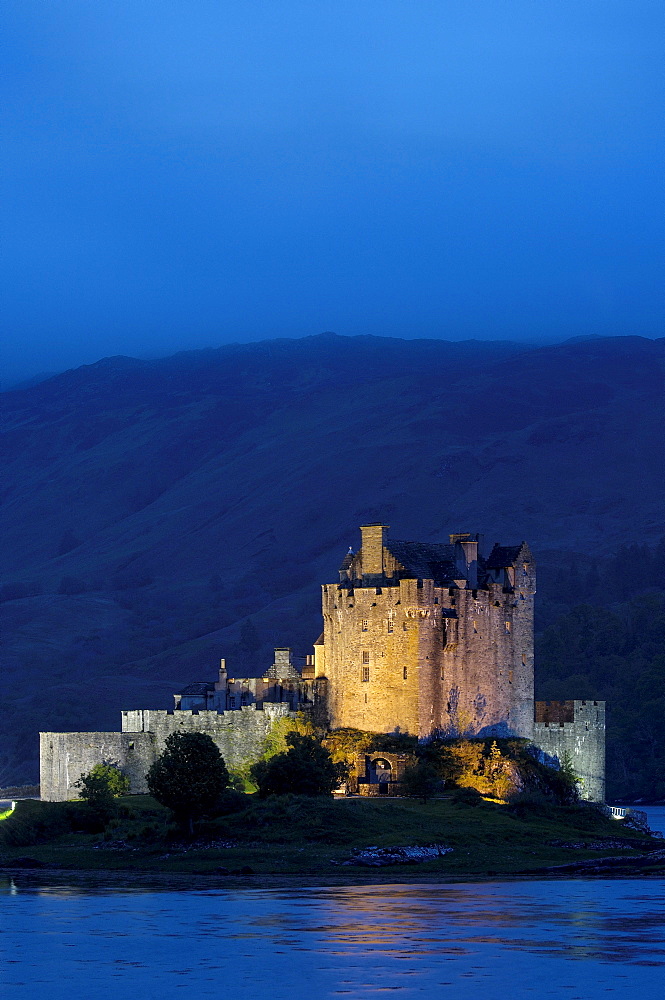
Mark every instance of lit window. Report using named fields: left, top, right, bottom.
left=522, top=653, right=527, bottom=665
left=505, top=621, right=511, bottom=633
left=362, top=651, right=370, bottom=663
left=362, top=666, right=370, bottom=682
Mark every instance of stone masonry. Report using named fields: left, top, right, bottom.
left=317, top=526, right=535, bottom=740
left=534, top=700, right=606, bottom=803
left=40, top=704, right=291, bottom=801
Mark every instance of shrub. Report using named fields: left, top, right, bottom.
left=79, top=763, right=131, bottom=798
left=74, top=763, right=130, bottom=830
left=401, top=761, right=442, bottom=803
left=252, top=733, right=346, bottom=798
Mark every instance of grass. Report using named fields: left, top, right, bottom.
left=0, top=793, right=661, bottom=880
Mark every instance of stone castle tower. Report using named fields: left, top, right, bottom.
left=314, top=525, right=535, bottom=739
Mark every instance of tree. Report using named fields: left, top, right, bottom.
left=80, top=762, right=131, bottom=798
left=401, top=760, right=442, bottom=803
left=251, top=733, right=346, bottom=798
left=76, top=763, right=130, bottom=829
left=147, top=732, right=230, bottom=833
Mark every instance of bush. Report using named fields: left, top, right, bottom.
left=74, top=763, right=130, bottom=830
left=452, top=786, right=484, bottom=807
left=210, top=788, right=248, bottom=816
left=252, top=734, right=346, bottom=798
left=147, top=732, right=230, bottom=833
left=79, top=763, right=131, bottom=798
left=401, top=761, right=442, bottom=803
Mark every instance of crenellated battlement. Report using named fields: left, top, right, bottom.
left=534, top=700, right=605, bottom=802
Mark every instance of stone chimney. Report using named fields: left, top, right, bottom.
left=450, top=533, right=478, bottom=589
left=215, top=658, right=227, bottom=691
left=360, top=524, right=389, bottom=577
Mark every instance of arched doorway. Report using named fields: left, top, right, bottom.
left=370, top=758, right=392, bottom=794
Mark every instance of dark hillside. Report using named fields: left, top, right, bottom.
left=2, top=333, right=664, bottom=787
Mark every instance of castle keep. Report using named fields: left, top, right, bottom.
left=317, top=526, right=535, bottom=740
left=40, top=524, right=605, bottom=802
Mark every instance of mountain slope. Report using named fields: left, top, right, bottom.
left=2, top=333, right=664, bottom=783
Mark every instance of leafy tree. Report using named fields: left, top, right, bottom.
left=251, top=733, right=346, bottom=798
left=75, top=763, right=129, bottom=829
left=401, top=760, right=442, bottom=803
left=147, top=732, right=230, bottom=833
left=82, top=762, right=131, bottom=798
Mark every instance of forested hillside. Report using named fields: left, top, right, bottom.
left=2, top=333, right=664, bottom=796
left=536, top=540, right=665, bottom=800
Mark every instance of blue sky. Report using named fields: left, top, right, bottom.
left=2, top=1, right=663, bottom=383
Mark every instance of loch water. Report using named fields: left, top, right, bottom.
left=2, top=876, right=665, bottom=1000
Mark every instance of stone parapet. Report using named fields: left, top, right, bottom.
left=534, top=700, right=606, bottom=802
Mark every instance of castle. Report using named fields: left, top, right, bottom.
left=40, top=525, right=606, bottom=801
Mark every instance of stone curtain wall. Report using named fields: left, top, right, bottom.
left=534, top=700, right=606, bottom=802
left=41, top=703, right=293, bottom=801
left=40, top=731, right=155, bottom=801
left=122, top=703, right=292, bottom=771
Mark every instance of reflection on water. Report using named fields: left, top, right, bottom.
left=1, top=878, right=665, bottom=999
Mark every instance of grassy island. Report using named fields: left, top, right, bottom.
left=1, top=794, right=663, bottom=881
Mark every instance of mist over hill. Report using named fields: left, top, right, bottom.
left=2, top=333, right=664, bottom=788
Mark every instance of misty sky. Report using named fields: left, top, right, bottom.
left=2, top=1, right=663, bottom=383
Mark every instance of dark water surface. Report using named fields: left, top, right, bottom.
left=2, top=877, right=665, bottom=999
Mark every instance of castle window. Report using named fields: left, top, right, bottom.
left=508, top=670, right=513, bottom=684
left=229, top=696, right=236, bottom=708
left=403, top=666, right=408, bottom=680
left=362, top=651, right=370, bottom=663
left=362, top=666, right=370, bottom=682
left=361, top=619, right=368, bottom=631
left=387, top=619, right=394, bottom=633
left=473, top=620, right=478, bottom=633
left=128, top=741, right=134, bottom=750
left=505, top=621, right=511, bottom=633
left=523, top=563, right=528, bottom=576
left=522, top=653, right=527, bottom=665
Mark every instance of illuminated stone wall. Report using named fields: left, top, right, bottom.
left=321, top=528, right=535, bottom=739
left=534, top=700, right=606, bottom=802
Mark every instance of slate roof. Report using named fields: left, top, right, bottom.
left=178, top=681, right=215, bottom=696
left=386, top=540, right=458, bottom=585
left=486, top=544, right=524, bottom=569
left=338, top=551, right=354, bottom=572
